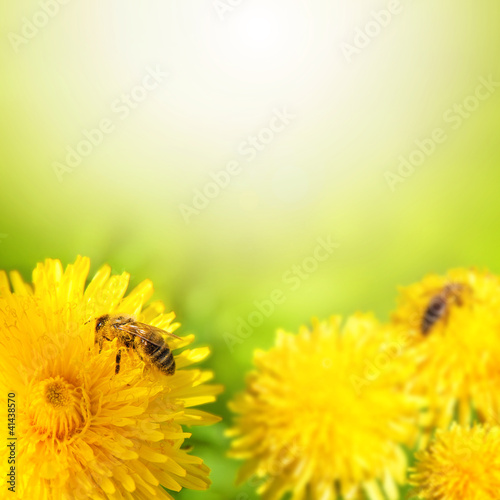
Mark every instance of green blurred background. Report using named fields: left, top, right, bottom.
left=1, top=1, right=500, bottom=498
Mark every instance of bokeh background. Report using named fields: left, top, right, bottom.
left=1, top=1, right=500, bottom=498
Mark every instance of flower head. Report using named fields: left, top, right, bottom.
left=391, top=268, right=500, bottom=431
left=0, top=257, right=222, bottom=500
left=409, top=424, right=500, bottom=499
left=228, top=314, right=421, bottom=500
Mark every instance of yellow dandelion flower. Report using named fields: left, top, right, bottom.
left=227, top=314, right=422, bottom=500
left=0, top=257, right=222, bottom=500
left=409, top=424, right=500, bottom=499
left=391, top=268, right=500, bottom=431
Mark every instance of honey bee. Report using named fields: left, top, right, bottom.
left=421, top=283, right=465, bottom=335
left=94, top=314, right=181, bottom=375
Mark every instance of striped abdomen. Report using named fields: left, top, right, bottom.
left=148, top=342, right=175, bottom=375
left=421, top=296, right=448, bottom=335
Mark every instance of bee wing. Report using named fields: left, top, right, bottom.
left=119, top=322, right=182, bottom=347
left=135, top=322, right=182, bottom=341
left=112, top=322, right=163, bottom=348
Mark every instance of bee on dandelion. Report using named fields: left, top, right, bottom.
left=391, top=268, right=500, bottom=432
left=227, top=314, right=423, bottom=500
left=0, top=257, right=222, bottom=500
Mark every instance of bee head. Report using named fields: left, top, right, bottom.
left=95, top=315, right=109, bottom=332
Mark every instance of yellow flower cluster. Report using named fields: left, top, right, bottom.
left=392, top=268, right=500, bottom=433
left=228, top=267, right=500, bottom=499
left=3, top=257, right=500, bottom=499
left=0, top=257, right=222, bottom=500
left=409, top=424, right=500, bottom=499
left=228, top=315, right=421, bottom=500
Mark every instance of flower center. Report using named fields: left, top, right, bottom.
left=44, top=379, right=73, bottom=408
left=28, top=376, right=89, bottom=441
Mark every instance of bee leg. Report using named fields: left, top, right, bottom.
left=115, top=349, right=122, bottom=375
left=443, top=308, right=451, bottom=329
left=142, top=363, right=153, bottom=380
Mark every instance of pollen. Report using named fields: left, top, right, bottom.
left=44, top=378, right=73, bottom=408
left=28, top=376, right=86, bottom=442
left=0, top=256, right=222, bottom=499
